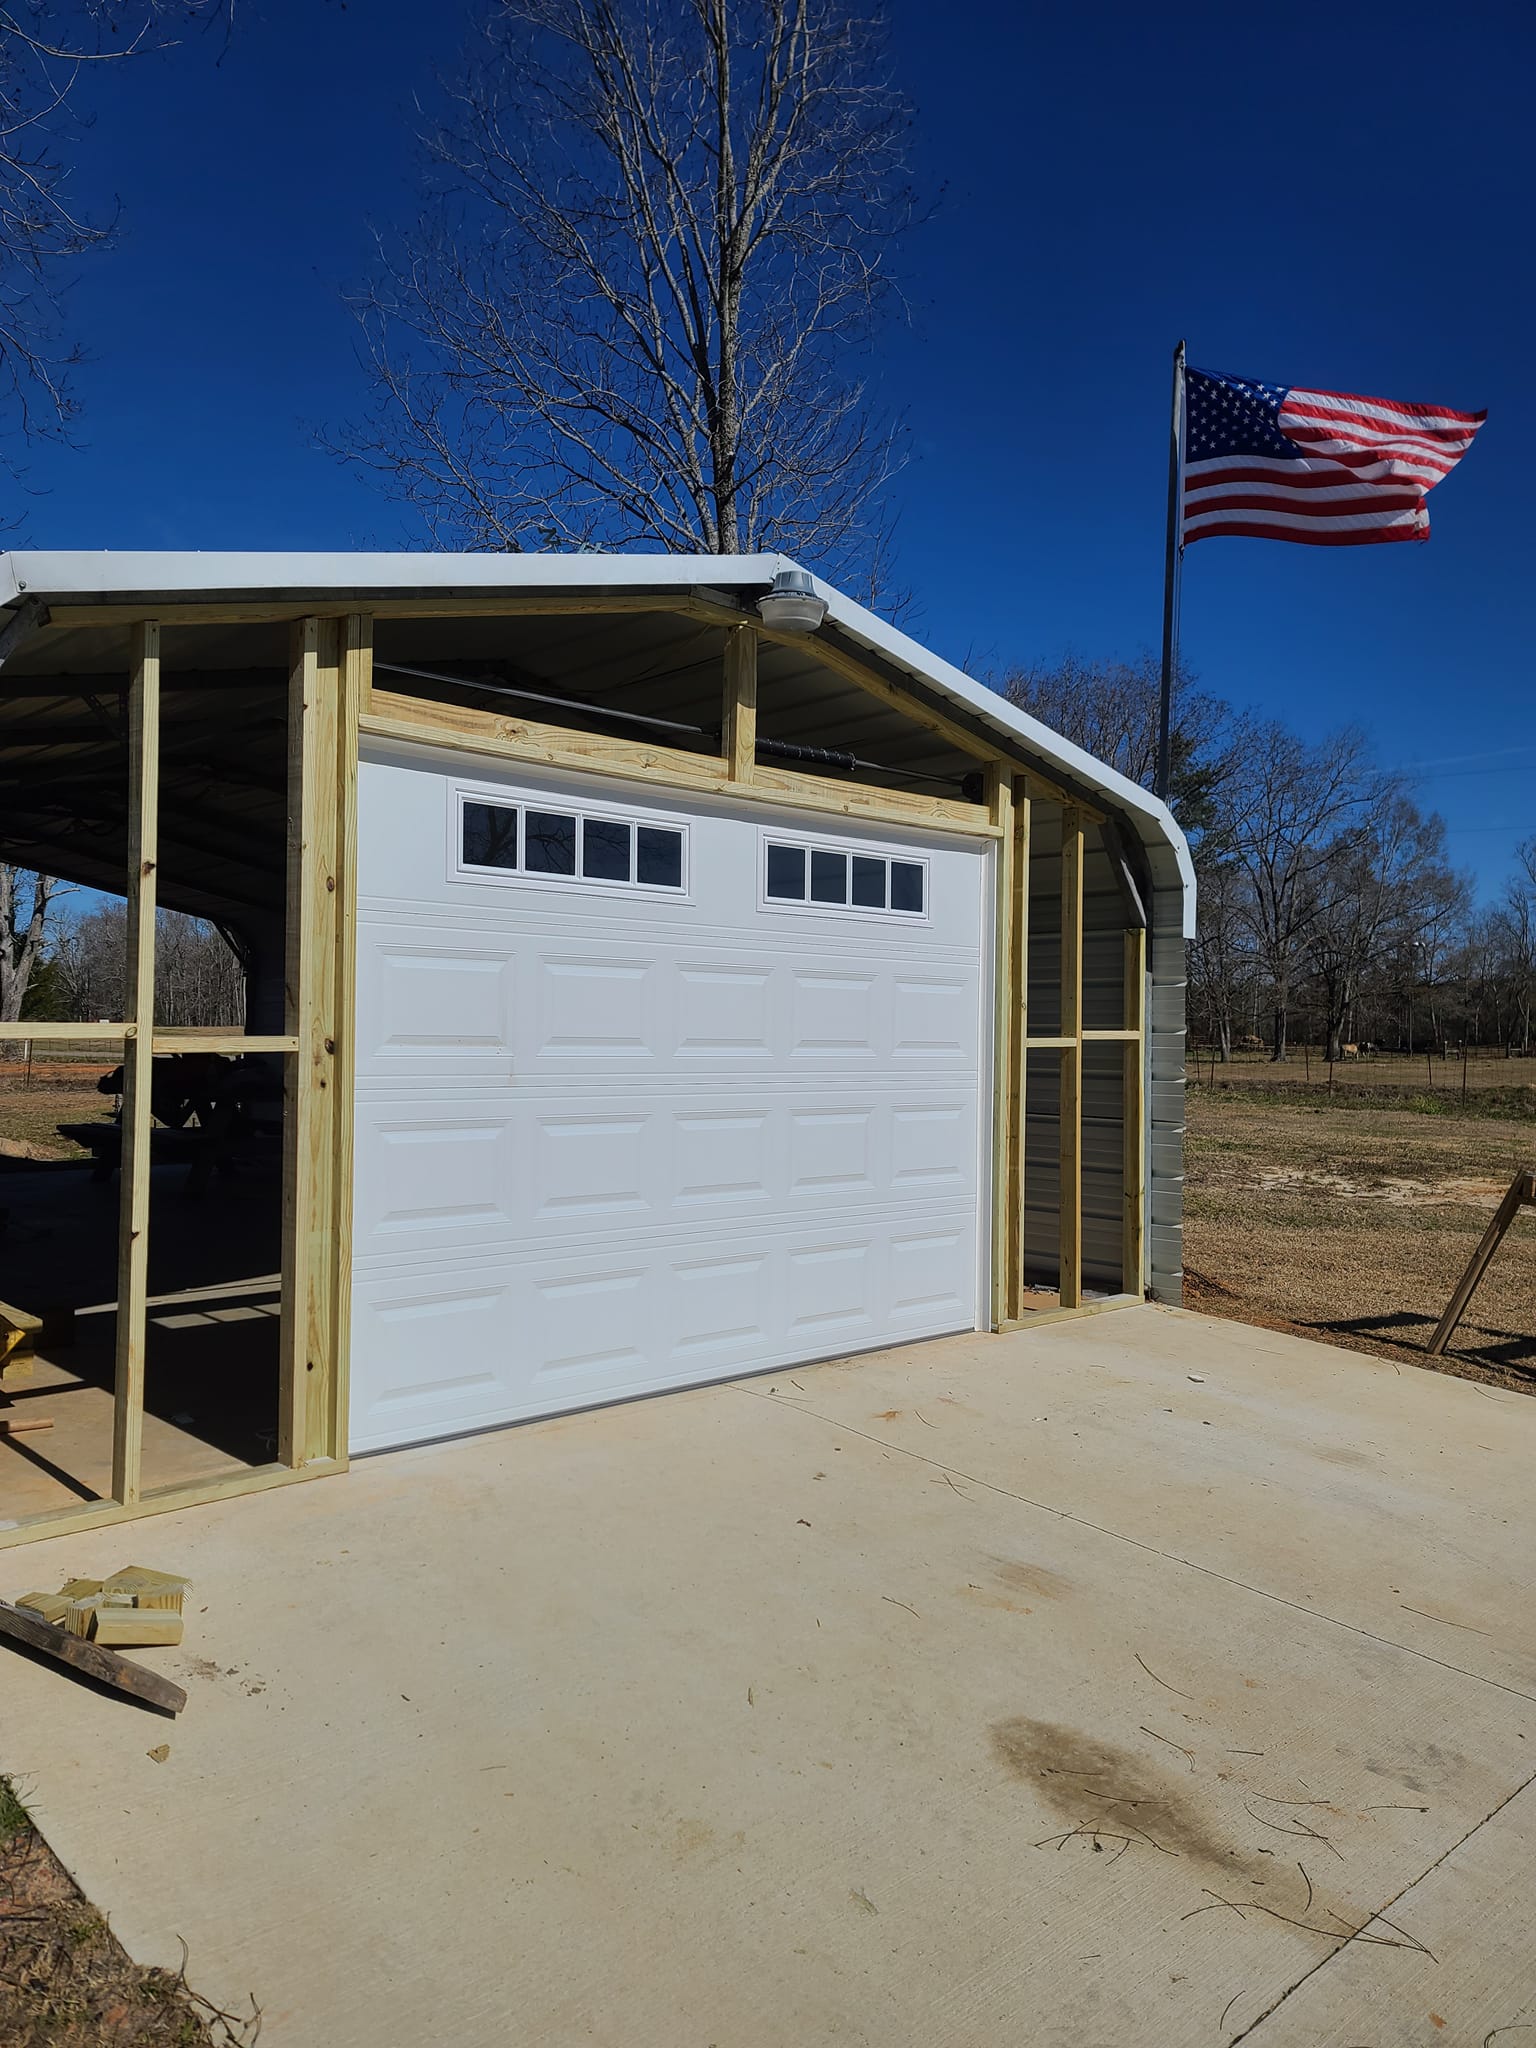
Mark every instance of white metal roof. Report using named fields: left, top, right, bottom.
left=0, top=549, right=1196, bottom=934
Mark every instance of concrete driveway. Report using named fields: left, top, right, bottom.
left=3, top=1304, right=1534, bottom=2047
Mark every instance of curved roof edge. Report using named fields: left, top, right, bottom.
left=0, top=548, right=1196, bottom=937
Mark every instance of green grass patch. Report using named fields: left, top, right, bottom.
left=0, top=1777, right=31, bottom=1841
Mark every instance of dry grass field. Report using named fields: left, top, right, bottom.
left=1185, top=1078, right=1536, bottom=1391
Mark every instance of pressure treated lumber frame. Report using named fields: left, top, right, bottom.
left=0, top=594, right=1151, bottom=1547
left=0, top=614, right=364, bottom=1550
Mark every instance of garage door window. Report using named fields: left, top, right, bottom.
left=763, top=835, right=927, bottom=918
left=459, top=794, right=687, bottom=893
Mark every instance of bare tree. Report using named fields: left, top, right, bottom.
left=1001, top=650, right=1239, bottom=843
left=50, top=899, right=244, bottom=1025
left=335, top=0, right=913, bottom=580
left=0, top=1, right=222, bottom=469
left=1305, top=797, right=1464, bottom=1062
left=1217, top=724, right=1389, bottom=1062
left=0, top=861, right=61, bottom=1018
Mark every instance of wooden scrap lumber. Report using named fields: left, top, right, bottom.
left=0, top=1414, right=51, bottom=1433
left=0, top=1597, right=187, bottom=1714
left=88, top=1608, right=184, bottom=1649
left=16, top=1591, right=71, bottom=1625
left=102, top=1565, right=190, bottom=1612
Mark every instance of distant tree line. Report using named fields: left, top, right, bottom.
left=1004, top=655, right=1536, bottom=1063
left=1, top=880, right=244, bottom=1028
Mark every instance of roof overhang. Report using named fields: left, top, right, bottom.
left=0, top=550, right=1196, bottom=937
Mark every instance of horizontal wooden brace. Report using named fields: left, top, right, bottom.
left=0, top=1458, right=346, bottom=1553
left=0, top=1020, right=131, bottom=1041
left=150, top=1032, right=299, bottom=1053
left=361, top=694, right=1000, bottom=837
left=1082, top=1028, right=1142, bottom=1043
left=997, top=1294, right=1141, bottom=1334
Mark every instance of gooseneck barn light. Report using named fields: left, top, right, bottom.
left=755, top=567, right=828, bottom=633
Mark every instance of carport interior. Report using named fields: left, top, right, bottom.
left=0, top=588, right=1150, bottom=1546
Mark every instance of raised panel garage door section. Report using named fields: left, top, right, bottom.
left=349, top=746, right=991, bottom=1454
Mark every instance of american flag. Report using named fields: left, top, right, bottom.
left=1182, top=366, right=1485, bottom=546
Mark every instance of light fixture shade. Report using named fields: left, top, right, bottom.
left=756, top=567, right=828, bottom=633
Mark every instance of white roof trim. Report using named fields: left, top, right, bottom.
left=0, top=548, right=1196, bottom=935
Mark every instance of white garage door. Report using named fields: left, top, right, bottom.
left=349, top=744, right=992, bottom=1453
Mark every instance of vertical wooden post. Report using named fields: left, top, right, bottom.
left=986, top=764, right=1015, bottom=1328
left=1123, top=926, right=1147, bottom=1297
left=281, top=617, right=344, bottom=1467
left=723, top=626, right=757, bottom=782
left=324, top=614, right=368, bottom=1462
left=1058, top=806, right=1084, bottom=1309
left=111, top=621, right=160, bottom=1506
left=1010, top=787, right=1031, bottom=1315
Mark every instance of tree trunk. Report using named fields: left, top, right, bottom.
left=0, top=867, right=57, bottom=1023
left=1270, top=999, right=1289, bottom=1062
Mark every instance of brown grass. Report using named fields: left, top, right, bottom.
left=0, top=1084, right=110, bottom=1162
left=0, top=1781, right=259, bottom=2045
left=1184, top=1087, right=1536, bottom=1392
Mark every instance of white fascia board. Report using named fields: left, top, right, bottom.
left=0, top=549, right=787, bottom=605
left=0, top=546, right=1195, bottom=934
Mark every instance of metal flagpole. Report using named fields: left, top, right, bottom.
left=1155, top=338, right=1187, bottom=803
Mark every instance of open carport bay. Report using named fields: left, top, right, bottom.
left=3, top=1304, right=1533, bottom=2047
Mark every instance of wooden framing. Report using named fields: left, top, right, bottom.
left=1057, top=806, right=1085, bottom=1310
left=110, top=622, right=159, bottom=1506
left=359, top=690, right=998, bottom=839
left=1123, top=927, right=1147, bottom=1296
left=0, top=589, right=1157, bottom=1550
left=723, top=625, right=757, bottom=783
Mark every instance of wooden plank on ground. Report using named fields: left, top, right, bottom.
left=0, top=1598, right=187, bottom=1713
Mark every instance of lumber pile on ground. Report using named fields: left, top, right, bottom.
left=17, top=1567, right=191, bottom=1648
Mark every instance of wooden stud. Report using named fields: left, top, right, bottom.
left=360, top=695, right=1000, bottom=838
left=1010, top=788, right=1031, bottom=1317
left=986, top=765, right=1015, bottom=1329
left=1122, top=927, right=1147, bottom=1299
left=323, top=613, right=368, bottom=1466
left=280, top=618, right=345, bottom=1468
left=1058, top=806, right=1084, bottom=1310
left=111, top=621, right=159, bottom=1508
left=722, top=625, right=757, bottom=783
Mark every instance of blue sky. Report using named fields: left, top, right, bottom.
left=11, top=0, right=1532, bottom=897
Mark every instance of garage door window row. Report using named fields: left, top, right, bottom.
left=765, top=840, right=926, bottom=916
left=460, top=797, right=686, bottom=890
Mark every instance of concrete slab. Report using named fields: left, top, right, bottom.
left=2, top=1305, right=1533, bottom=2047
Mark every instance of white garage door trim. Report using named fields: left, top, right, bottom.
left=349, top=742, right=995, bottom=1454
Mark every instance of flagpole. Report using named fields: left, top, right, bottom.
left=1155, top=338, right=1186, bottom=803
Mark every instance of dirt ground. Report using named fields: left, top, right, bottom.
left=0, top=1781, right=258, bottom=2046
left=1184, top=1083, right=1536, bottom=1390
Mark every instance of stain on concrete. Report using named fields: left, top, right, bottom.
left=991, top=1717, right=1254, bottom=1873
left=1315, top=1446, right=1372, bottom=1467
left=990, top=1557, right=1074, bottom=1602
